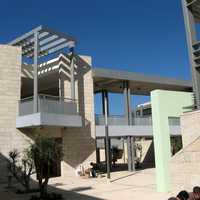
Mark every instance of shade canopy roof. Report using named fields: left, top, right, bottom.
left=93, top=68, right=193, bottom=95
left=8, top=25, right=76, bottom=58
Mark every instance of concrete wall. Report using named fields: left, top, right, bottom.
left=181, top=110, right=200, bottom=147
left=61, top=55, right=96, bottom=176
left=0, top=46, right=95, bottom=182
left=151, top=90, right=193, bottom=192
left=0, top=45, right=32, bottom=182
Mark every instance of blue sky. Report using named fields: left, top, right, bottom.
left=0, top=0, right=191, bottom=115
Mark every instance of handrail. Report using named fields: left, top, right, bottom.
left=95, top=114, right=180, bottom=126
left=20, top=94, right=76, bottom=102
left=19, top=94, right=78, bottom=116
left=20, top=96, right=34, bottom=102
left=95, top=114, right=151, bottom=119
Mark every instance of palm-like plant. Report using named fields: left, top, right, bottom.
left=30, top=136, right=63, bottom=198
left=8, top=148, right=34, bottom=192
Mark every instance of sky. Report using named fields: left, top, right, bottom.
left=0, top=0, right=192, bottom=115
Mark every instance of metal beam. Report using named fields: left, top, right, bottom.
left=127, top=82, right=133, bottom=125
left=130, top=136, right=135, bottom=171
left=42, top=26, right=77, bottom=44
left=123, top=81, right=133, bottom=125
left=95, top=139, right=100, bottom=164
left=182, top=0, right=200, bottom=108
left=70, top=46, right=75, bottom=100
left=123, top=80, right=135, bottom=171
left=127, top=136, right=132, bottom=171
left=123, top=81, right=129, bottom=124
left=40, top=38, right=67, bottom=52
left=33, top=31, right=39, bottom=113
left=8, top=25, right=77, bottom=60
left=8, top=25, right=43, bottom=45
left=102, top=90, right=111, bottom=179
left=46, top=42, right=74, bottom=55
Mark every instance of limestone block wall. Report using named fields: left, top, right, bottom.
left=170, top=110, right=200, bottom=189
left=0, top=47, right=96, bottom=180
left=181, top=110, right=200, bottom=147
left=61, top=55, right=96, bottom=176
left=0, top=45, right=31, bottom=182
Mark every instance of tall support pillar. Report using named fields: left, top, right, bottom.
left=123, top=81, right=129, bottom=124
left=127, top=136, right=132, bottom=171
left=140, top=106, right=143, bottom=117
left=102, top=90, right=111, bottom=179
left=95, top=139, right=100, bottom=164
left=123, top=81, right=133, bottom=124
left=123, top=81, right=135, bottom=171
left=69, top=45, right=75, bottom=100
left=127, top=82, right=133, bottom=125
left=130, top=136, right=135, bottom=171
left=182, top=0, right=200, bottom=108
left=33, top=31, right=39, bottom=113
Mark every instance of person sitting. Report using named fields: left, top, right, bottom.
left=176, top=190, right=189, bottom=200
left=168, top=197, right=178, bottom=200
left=177, top=190, right=189, bottom=200
left=189, top=186, right=200, bottom=200
left=90, top=162, right=98, bottom=178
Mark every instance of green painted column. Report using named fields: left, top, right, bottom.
left=151, top=90, right=193, bottom=192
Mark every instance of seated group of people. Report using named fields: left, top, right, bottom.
left=168, top=186, right=200, bottom=200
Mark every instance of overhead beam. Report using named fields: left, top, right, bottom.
left=42, top=26, right=77, bottom=44
left=8, top=25, right=43, bottom=45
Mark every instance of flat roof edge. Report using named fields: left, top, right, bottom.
left=92, top=67, right=192, bottom=88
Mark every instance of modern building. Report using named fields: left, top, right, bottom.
left=151, top=0, right=200, bottom=193
left=135, top=102, right=151, bottom=117
left=182, top=0, right=200, bottom=107
left=0, top=26, right=194, bottom=183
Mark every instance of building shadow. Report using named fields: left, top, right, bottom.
left=0, top=152, right=105, bottom=200
left=140, top=141, right=155, bottom=169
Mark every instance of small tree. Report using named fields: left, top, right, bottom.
left=8, top=148, right=34, bottom=192
left=30, top=136, right=63, bottom=199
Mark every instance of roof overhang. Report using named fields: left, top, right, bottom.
left=92, top=68, right=192, bottom=95
left=8, top=25, right=76, bottom=58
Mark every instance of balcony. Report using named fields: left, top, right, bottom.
left=95, top=115, right=180, bottom=138
left=16, top=94, right=82, bottom=128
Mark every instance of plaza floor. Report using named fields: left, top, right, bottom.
left=0, top=167, right=189, bottom=200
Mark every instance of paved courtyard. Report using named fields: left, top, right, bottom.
left=1, top=167, right=190, bottom=200
left=49, top=168, right=169, bottom=200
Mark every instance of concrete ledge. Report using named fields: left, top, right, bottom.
left=95, top=125, right=181, bottom=137
left=16, top=112, right=82, bottom=128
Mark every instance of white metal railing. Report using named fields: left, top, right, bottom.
left=19, top=94, right=77, bottom=116
left=95, top=114, right=180, bottom=126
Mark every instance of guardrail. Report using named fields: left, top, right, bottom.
left=95, top=115, right=180, bottom=126
left=19, top=94, right=77, bottom=116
